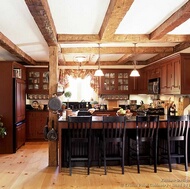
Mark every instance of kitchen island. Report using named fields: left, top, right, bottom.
left=58, top=115, right=168, bottom=172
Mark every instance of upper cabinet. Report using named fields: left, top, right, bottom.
left=180, top=54, right=190, bottom=94
left=99, top=69, right=130, bottom=94
left=26, top=68, right=49, bottom=99
left=159, top=54, right=190, bottom=94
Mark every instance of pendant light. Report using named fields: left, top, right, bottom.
left=130, top=43, right=140, bottom=77
left=94, top=43, right=104, bottom=76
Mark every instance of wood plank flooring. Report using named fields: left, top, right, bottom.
left=0, top=142, right=189, bottom=189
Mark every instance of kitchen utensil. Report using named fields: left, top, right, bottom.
left=43, top=117, right=49, bottom=140
left=48, top=93, right=62, bottom=114
left=47, top=120, right=57, bottom=141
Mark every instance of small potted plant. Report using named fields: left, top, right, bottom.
left=64, top=91, right=72, bottom=109
left=0, top=115, right=7, bottom=138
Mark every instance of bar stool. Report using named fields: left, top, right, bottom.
left=128, top=115, right=159, bottom=173
left=67, top=116, right=92, bottom=175
left=158, top=115, right=189, bottom=172
left=99, top=116, right=127, bottom=175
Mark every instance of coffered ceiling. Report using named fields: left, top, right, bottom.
left=1, top=0, right=190, bottom=69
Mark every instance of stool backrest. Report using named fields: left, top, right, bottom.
left=68, top=116, right=92, bottom=138
left=136, top=115, right=159, bottom=141
left=167, top=115, right=189, bottom=140
left=103, top=116, right=126, bottom=139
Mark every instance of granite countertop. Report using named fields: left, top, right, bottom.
left=58, top=115, right=168, bottom=122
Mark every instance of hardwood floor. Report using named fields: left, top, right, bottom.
left=0, top=142, right=189, bottom=189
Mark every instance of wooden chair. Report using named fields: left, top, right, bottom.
left=67, top=116, right=92, bottom=175
left=159, top=115, right=189, bottom=172
left=128, top=115, right=159, bottom=173
left=99, top=116, right=127, bottom=175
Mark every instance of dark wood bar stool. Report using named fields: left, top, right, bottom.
left=99, top=116, right=127, bottom=175
left=128, top=115, right=159, bottom=173
left=158, top=115, right=189, bottom=172
left=67, top=116, right=92, bottom=175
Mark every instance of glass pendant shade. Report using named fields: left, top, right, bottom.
left=94, top=69, right=104, bottom=76
left=130, top=69, right=140, bottom=77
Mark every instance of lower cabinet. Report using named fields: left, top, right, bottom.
left=26, top=111, right=48, bottom=140
left=16, top=122, right=26, bottom=150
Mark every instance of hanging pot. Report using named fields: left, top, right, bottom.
left=48, top=93, right=62, bottom=114
left=47, top=120, right=57, bottom=141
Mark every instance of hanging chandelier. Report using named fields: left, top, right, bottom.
left=94, top=43, right=104, bottom=76
left=130, top=43, right=140, bottom=77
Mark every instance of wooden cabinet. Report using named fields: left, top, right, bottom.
left=16, top=122, right=26, bottom=150
left=147, top=65, right=161, bottom=80
left=100, top=69, right=130, bottom=94
left=158, top=53, right=190, bottom=94
left=15, top=79, right=26, bottom=123
left=26, top=111, right=49, bottom=140
left=0, top=62, right=26, bottom=153
left=26, top=68, right=49, bottom=99
left=137, top=68, right=148, bottom=94
left=180, top=54, right=190, bottom=94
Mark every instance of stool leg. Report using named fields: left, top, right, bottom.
left=137, top=140, right=140, bottom=173
left=167, top=140, right=172, bottom=172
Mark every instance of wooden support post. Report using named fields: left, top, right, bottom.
left=48, top=46, right=58, bottom=166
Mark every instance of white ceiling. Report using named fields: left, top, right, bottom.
left=0, top=0, right=190, bottom=69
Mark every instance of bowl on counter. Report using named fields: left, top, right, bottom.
left=116, top=112, right=133, bottom=119
left=126, top=112, right=133, bottom=119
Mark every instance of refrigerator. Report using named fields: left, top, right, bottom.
left=13, top=78, right=26, bottom=153
left=0, top=62, right=26, bottom=154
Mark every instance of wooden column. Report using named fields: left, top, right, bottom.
left=48, top=46, right=58, bottom=166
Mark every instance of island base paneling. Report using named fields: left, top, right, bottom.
left=58, top=118, right=190, bottom=171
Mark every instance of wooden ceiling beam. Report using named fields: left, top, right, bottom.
left=146, top=42, right=190, bottom=64
left=0, top=32, right=36, bottom=65
left=58, top=34, right=190, bottom=43
left=150, top=1, right=190, bottom=40
left=25, top=0, right=57, bottom=46
left=61, top=46, right=173, bottom=54
left=99, top=0, right=134, bottom=40
left=116, top=54, right=133, bottom=65
left=57, top=34, right=100, bottom=43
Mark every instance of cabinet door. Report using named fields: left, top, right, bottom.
left=26, top=68, right=49, bottom=96
left=171, top=59, right=180, bottom=94
left=15, top=79, right=26, bottom=123
left=26, top=111, right=48, bottom=140
left=160, top=63, right=167, bottom=94
left=100, top=70, right=129, bottom=94
left=16, top=122, right=26, bottom=150
left=137, top=69, right=148, bottom=94
left=181, top=55, right=190, bottom=94
left=26, top=112, right=37, bottom=140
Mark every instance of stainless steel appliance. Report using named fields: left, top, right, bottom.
left=148, top=78, right=160, bottom=94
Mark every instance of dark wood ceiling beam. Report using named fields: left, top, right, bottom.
left=61, top=46, right=173, bottom=54
left=99, top=0, right=134, bottom=40
left=150, top=1, right=190, bottom=40
left=0, top=32, right=36, bottom=65
left=25, top=0, right=57, bottom=46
